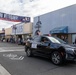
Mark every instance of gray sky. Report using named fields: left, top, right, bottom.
left=0, top=0, right=76, bottom=30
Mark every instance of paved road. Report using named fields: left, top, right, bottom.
left=0, top=42, right=76, bottom=75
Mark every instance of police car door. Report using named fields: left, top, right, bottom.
left=31, top=36, right=41, bottom=53
left=37, top=37, right=51, bottom=55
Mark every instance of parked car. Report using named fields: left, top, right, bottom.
left=25, top=35, right=76, bottom=65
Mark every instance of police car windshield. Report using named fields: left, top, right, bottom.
left=47, top=37, right=66, bottom=44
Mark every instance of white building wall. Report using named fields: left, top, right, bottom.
left=12, top=23, right=24, bottom=35
left=33, top=4, right=76, bottom=35
left=12, top=22, right=32, bottom=35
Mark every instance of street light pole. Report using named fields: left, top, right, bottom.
left=35, top=16, right=42, bottom=35
left=35, top=16, right=42, bottom=31
left=13, top=25, right=17, bottom=43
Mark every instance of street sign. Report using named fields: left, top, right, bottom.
left=0, top=12, right=30, bottom=22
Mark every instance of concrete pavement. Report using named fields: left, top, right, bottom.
left=0, top=64, right=11, bottom=75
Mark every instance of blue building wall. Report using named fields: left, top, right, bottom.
left=33, top=4, right=76, bottom=35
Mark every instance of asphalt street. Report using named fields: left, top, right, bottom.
left=0, top=42, right=76, bottom=75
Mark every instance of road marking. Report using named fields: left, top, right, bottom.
left=0, top=49, right=24, bottom=52
left=3, top=53, right=24, bottom=60
left=0, top=64, right=11, bottom=75
left=10, top=56, right=24, bottom=60
left=1, top=46, right=24, bottom=48
left=3, top=53, right=17, bottom=58
left=0, top=47, right=24, bottom=52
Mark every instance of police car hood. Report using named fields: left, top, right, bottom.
left=61, top=43, right=76, bottom=49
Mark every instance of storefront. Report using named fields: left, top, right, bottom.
left=33, top=4, right=76, bottom=44
left=5, top=22, right=32, bottom=43
left=12, top=22, right=33, bottom=43
left=5, top=27, right=13, bottom=42
left=0, top=30, right=5, bottom=41
left=50, top=26, right=68, bottom=42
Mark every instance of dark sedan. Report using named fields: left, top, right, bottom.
left=25, top=35, right=76, bottom=65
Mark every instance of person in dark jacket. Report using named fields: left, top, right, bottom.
left=75, top=37, right=76, bottom=44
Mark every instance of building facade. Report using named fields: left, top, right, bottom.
left=33, top=4, right=76, bottom=44
left=5, top=22, right=33, bottom=42
left=0, top=30, right=5, bottom=41
left=5, top=27, right=12, bottom=42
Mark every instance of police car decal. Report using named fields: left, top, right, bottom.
left=31, top=44, right=37, bottom=48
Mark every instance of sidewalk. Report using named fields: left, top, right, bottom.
left=0, top=64, right=11, bottom=75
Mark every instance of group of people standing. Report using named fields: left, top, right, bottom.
left=6, top=37, right=23, bottom=45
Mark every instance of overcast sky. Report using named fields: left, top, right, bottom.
left=0, top=0, right=76, bottom=30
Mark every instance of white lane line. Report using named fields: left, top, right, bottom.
left=0, top=48, right=4, bottom=50
left=0, top=47, right=24, bottom=49
left=0, top=48, right=24, bottom=52
left=0, top=49, right=24, bottom=52
left=0, top=64, right=11, bottom=75
left=1, top=47, right=24, bottom=48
